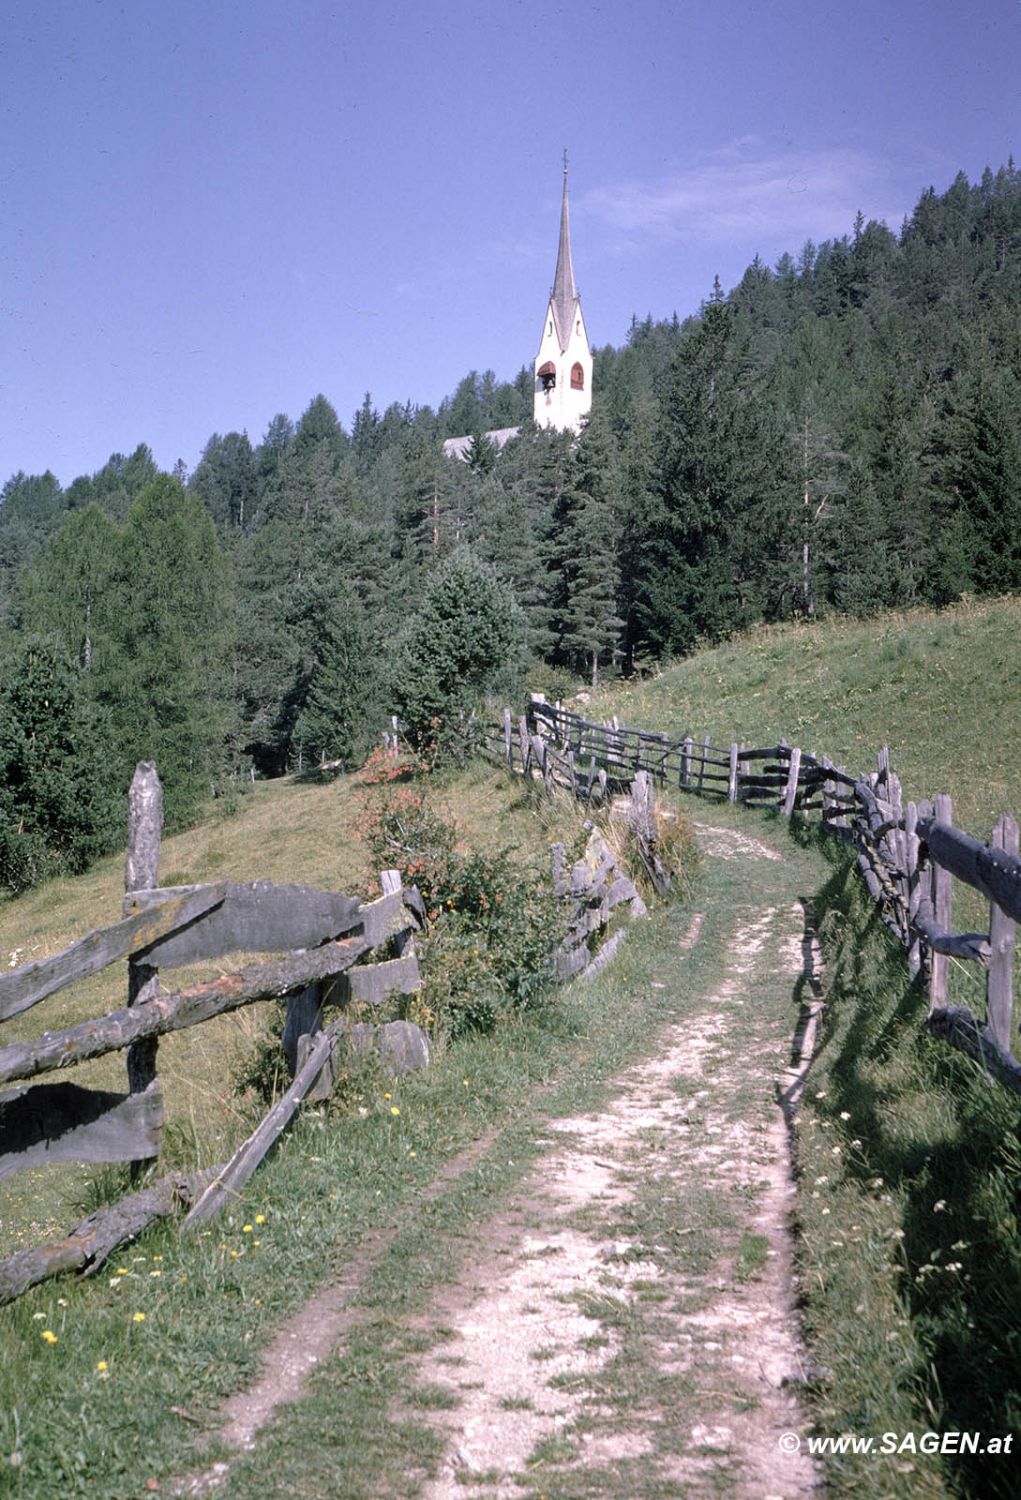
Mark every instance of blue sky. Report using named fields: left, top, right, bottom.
left=2, top=0, right=1019, bottom=485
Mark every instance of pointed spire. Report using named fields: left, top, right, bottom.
left=550, top=152, right=578, bottom=352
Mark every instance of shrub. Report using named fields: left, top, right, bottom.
left=357, top=776, right=561, bottom=1038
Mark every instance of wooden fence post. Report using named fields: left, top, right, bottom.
left=905, top=801, right=922, bottom=977
left=124, top=762, right=163, bottom=1165
left=503, top=707, right=513, bottom=771
left=698, top=735, right=709, bottom=794
left=681, top=736, right=692, bottom=789
left=728, top=743, right=739, bottom=803
left=929, top=792, right=954, bottom=1011
left=782, top=748, right=802, bottom=818
left=517, top=716, right=531, bottom=775
left=987, top=814, right=1019, bottom=1053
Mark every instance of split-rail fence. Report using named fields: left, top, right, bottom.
left=485, top=696, right=1021, bottom=1095
left=0, top=762, right=425, bottom=1305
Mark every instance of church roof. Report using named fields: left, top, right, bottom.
left=550, top=164, right=580, bottom=353
left=441, top=426, right=520, bottom=462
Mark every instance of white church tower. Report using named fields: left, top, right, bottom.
left=534, top=157, right=592, bottom=433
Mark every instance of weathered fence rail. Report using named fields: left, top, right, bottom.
left=0, top=761, right=426, bottom=1303
left=485, top=695, right=1021, bottom=1094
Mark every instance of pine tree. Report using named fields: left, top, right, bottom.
left=0, top=636, right=120, bottom=893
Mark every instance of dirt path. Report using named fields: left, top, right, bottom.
left=178, top=813, right=824, bottom=1498
left=396, top=824, right=821, bottom=1498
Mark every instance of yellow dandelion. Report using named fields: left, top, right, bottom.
left=152, top=1255, right=163, bottom=1262
left=116, top=1267, right=128, bottom=1276
left=40, top=1329, right=58, bottom=1344
left=96, top=1360, right=108, bottom=1373
left=242, top=1224, right=253, bottom=1233
left=132, top=1312, right=146, bottom=1324
left=254, top=1214, right=266, bottom=1225
left=390, top=1106, right=400, bottom=1116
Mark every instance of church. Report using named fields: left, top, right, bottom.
left=442, top=160, right=592, bottom=461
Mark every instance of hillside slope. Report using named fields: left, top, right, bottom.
left=590, top=595, right=1021, bottom=838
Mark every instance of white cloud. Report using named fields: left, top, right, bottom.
left=582, top=141, right=916, bottom=254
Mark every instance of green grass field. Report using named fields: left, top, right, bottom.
left=589, top=594, right=1021, bottom=841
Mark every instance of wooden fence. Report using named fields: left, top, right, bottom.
left=0, top=762, right=426, bottom=1304
left=485, top=696, right=1021, bottom=1095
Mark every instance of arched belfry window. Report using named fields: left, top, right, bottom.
left=570, top=362, right=585, bottom=390
left=538, top=361, right=556, bottom=392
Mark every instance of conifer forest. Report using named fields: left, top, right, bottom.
left=2, top=164, right=1021, bottom=893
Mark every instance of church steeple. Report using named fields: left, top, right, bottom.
left=534, top=154, right=592, bottom=433
left=550, top=155, right=578, bottom=353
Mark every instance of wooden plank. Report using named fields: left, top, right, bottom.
left=344, top=954, right=422, bottom=1007
left=0, top=1080, right=163, bottom=1180
left=916, top=815, right=1021, bottom=924
left=911, top=896, right=991, bottom=963
left=0, top=884, right=227, bottom=1023
left=782, top=747, right=802, bottom=817
left=905, top=802, right=923, bottom=977
left=282, top=985, right=322, bottom=1075
left=929, top=793, right=954, bottom=1011
left=987, top=814, right=1019, bottom=1054
left=0, top=1166, right=218, bottom=1306
left=555, top=945, right=591, bottom=980
left=503, top=707, right=513, bottom=771
left=182, top=1024, right=341, bottom=1231
left=728, top=743, right=738, bottom=803
left=125, top=762, right=162, bottom=1133
left=135, top=880, right=365, bottom=967
left=0, top=933, right=375, bottom=1089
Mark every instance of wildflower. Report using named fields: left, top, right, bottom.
left=96, top=1361, right=108, bottom=1373
left=814, top=1176, right=829, bottom=1185
left=116, top=1267, right=128, bottom=1276
left=839, top=1111, right=851, bottom=1121
left=152, top=1255, right=163, bottom=1262
left=32, top=1312, right=45, bottom=1320
left=390, top=1106, right=400, bottom=1116
left=932, top=1200, right=947, bottom=1213
left=132, top=1312, right=146, bottom=1323
left=57, top=1298, right=68, bottom=1307
left=149, top=1270, right=161, bottom=1278
left=254, top=1214, right=266, bottom=1225
left=40, top=1329, right=58, bottom=1344
left=384, top=1092, right=392, bottom=1101
left=815, top=1091, right=827, bottom=1099
left=463, top=1079, right=470, bottom=1088
left=821, top=1208, right=830, bottom=1216
left=242, top=1225, right=253, bottom=1234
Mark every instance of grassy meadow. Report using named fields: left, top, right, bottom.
left=589, top=594, right=1021, bottom=840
